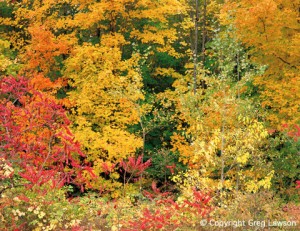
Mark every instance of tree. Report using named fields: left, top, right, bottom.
left=221, top=0, right=300, bottom=128
left=64, top=40, right=144, bottom=195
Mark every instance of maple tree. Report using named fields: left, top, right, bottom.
left=221, top=0, right=300, bottom=129
left=59, top=0, right=190, bottom=195
left=63, top=40, right=145, bottom=196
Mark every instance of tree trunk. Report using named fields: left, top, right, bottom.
left=201, top=0, right=207, bottom=65
left=193, top=0, right=199, bottom=94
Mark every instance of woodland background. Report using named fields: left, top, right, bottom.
left=0, top=0, right=299, bottom=230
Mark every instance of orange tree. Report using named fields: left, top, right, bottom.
left=221, top=0, right=300, bottom=129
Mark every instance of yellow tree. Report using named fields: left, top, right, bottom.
left=60, top=0, right=186, bottom=195
left=64, top=37, right=144, bottom=195
left=171, top=77, right=273, bottom=205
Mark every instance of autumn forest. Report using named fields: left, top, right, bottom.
left=0, top=0, right=299, bottom=230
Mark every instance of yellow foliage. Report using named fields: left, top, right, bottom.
left=0, top=40, right=12, bottom=72
left=169, top=73, right=273, bottom=197
left=63, top=35, right=144, bottom=191
left=245, top=170, right=275, bottom=193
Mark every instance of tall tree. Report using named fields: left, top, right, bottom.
left=221, top=0, right=300, bottom=128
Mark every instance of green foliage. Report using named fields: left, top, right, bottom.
left=0, top=39, right=20, bottom=75
left=146, top=149, right=186, bottom=188
left=270, top=133, right=300, bottom=202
